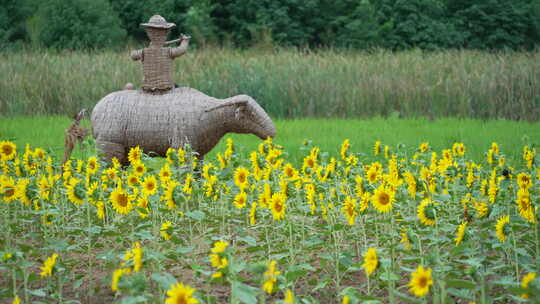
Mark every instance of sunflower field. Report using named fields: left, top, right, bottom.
left=0, top=137, right=539, bottom=303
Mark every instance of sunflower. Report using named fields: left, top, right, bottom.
left=203, top=175, right=217, bottom=197
left=341, top=196, right=357, bottom=225
left=384, top=145, right=390, bottom=158
left=362, top=247, right=378, bottom=276
left=141, top=175, right=158, bottom=196
left=371, top=185, right=395, bottom=213
left=159, top=164, right=172, bottom=184
left=473, top=200, right=489, bottom=218
left=400, top=229, right=412, bottom=249
left=0, top=141, right=16, bottom=161
left=165, top=282, right=198, bottom=304
left=491, top=142, right=499, bottom=155
left=340, top=139, right=350, bottom=160
left=110, top=186, right=133, bottom=215
left=373, top=141, right=381, bottom=156
left=132, top=242, right=143, bottom=272
left=233, top=191, right=247, bottom=209
left=15, top=178, right=32, bottom=206
left=417, top=199, right=436, bottom=226
left=359, top=192, right=370, bottom=213
left=419, top=142, right=429, bottom=153
left=160, top=221, right=173, bottom=240
left=517, top=173, right=532, bottom=189
left=66, top=178, right=85, bottom=205
left=258, top=186, right=271, bottom=209
left=11, top=295, right=20, bottom=304
left=302, top=154, right=317, bottom=171
left=366, top=165, right=380, bottom=184
left=282, top=163, right=299, bottom=180
left=408, top=265, right=433, bottom=297
left=209, top=254, right=228, bottom=269
left=211, top=240, right=229, bottom=253
left=39, top=253, right=59, bottom=277
left=234, top=167, right=249, bottom=189
left=452, top=221, right=467, bottom=245
left=135, top=196, right=149, bottom=218
left=516, top=188, right=535, bottom=223
left=521, top=272, right=537, bottom=299
left=495, top=215, right=510, bottom=242
left=86, top=157, right=99, bottom=175
left=183, top=173, right=193, bottom=195
left=104, top=167, right=119, bottom=182
left=249, top=202, right=257, bottom=225
left=111, top=267, right=131, bottom=292
left=284, top=289, right=295, bottom=304
left=270, top=192, right=287, bottom=221
left=262, top=260, right=281, bottom=294
left=127, top=174, right=140, bottom=187
left=0, top=176, right=17, bottom=203
left=127, top=146, right=142, bottom=164
left=132, top=161, right=146, bottom=176
left=96, top=201, right=105, bottom=220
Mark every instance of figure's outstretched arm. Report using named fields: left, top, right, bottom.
left=131, top=49, right=143, bottom=61
left=170, top=35, right=190, bottom=58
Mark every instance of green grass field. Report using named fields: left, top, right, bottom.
left=1, top=116, right=538, bottom=165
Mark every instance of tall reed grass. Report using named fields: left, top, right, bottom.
left=1, top=48, right=538, bottom=120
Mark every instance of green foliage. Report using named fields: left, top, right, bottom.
left=108, top=0, right=191, bottom=42
left=446, top=0, right=535, bottom=50
left=33, top=0, right=126, bottom=49
left=374, top=0, right=465, bottom=50
left=0, top=0, right=32, bottom=48
left=3, top=0, right=540, bottom=50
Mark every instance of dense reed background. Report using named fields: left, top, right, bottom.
left=1, top=48, right=539, bottom=120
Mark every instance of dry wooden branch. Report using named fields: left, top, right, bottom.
left=63, top=109, right=89, bottom=164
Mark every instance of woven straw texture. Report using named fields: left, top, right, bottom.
left=141, top=47, right=174, bottom=91
left=131, top=24, right=189, bottom=93
left=91, top=87, right=276, bottom=164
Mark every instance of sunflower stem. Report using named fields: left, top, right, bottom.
left=511, top=224, right=519, bottom=281
left=57, top=273, right=63, bottom=303
left=86, top=200, right=94, bottom=302
left=12, top=268, right=17, bottom=301
left=23, top=270, right=29, bottom=304
left=389, top=213, right=396, bottom=304
left=535, top=219, right=539, bottom=274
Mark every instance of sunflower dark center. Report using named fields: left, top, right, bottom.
left=118, top=194, right=128, bottom=207
left=285, top=168, right=293, bottom=177
left=379, top=193, right=389, bottom=205
left=5, top=188, right=15, bottom=197
left=419, top=276, right=427, bottom=287
left=238, top=173, right=246, bottom=183
left=2, top=145, right=13, bottom=155
left=176, top=295, right=188, bottom=304
left=274, top=201, right=283, bottom=212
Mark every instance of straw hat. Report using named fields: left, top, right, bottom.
left=141, top=15, right=175, bottom=29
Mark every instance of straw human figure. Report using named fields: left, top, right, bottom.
left=131, top=15, right=190, bottom=94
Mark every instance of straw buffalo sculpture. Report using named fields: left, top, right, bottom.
left=91, top=87, right=276, bottom=164
left=87, top=15, right=275, bottom=164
